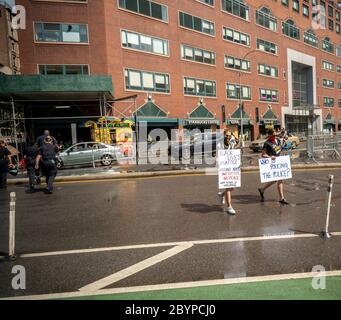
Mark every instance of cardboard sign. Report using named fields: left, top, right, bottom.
left=218, top=149, right=241, bottom=188
left=259, top=155, right=292, bottom=183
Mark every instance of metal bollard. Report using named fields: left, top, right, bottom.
left=320, top=175, right=334, bottom=239
left=8, top=192, right=17, bottom=260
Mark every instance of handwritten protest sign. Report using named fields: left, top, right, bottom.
left=258, top=155, right=292, bottom=183
left=218, top=149, right=241, bottom=188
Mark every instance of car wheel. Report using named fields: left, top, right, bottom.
left=101, top=154, right=112, bottom=166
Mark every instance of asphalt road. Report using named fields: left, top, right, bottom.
left=0, top=168, right=341, bottom=298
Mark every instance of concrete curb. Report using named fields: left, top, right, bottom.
left=7, top=163, right=341, bottom=185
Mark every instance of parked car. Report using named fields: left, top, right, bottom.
left=56, top=142, right=122, bottom=169
left=249, top=133, right=300, bottom=152
left=169, top=132, right=223, bottom=160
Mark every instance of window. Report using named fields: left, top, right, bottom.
left=39, top=65, right=89, bottom=75
left=181, top=45, right=215, bottom=65
left=281, top=0, right=289, bottom=7
left=323, top=97, right=334, bottom=107
left=183, top=77, right=216, bottom=97
left=223, top=27, right=250, bottom=46
left=336, top=23, right=340, bottom=34
left=225, top=55, right=250, bottom=72
left=197, top=0, right=214, bottom=5
left=303, top=4, right=309, bottom=17
left=226, top=83, right=251, bottom=100
left=328, top=19, right=334, bottom=31
left=256, top=38, right=277, bottom=54
left=255, top=7, right=277, bottom=31
left=337, top=44, right=341, bottom=57
left=322, top=60, right=334, bottom=71
left=258, top=63, right=278, bottom=77
left=304, top=29, right=318, bottom=47
left=259, top=88, right=279, bottom=102
left=125, top=68, right=170, bottom=93
left=336, top=11, right=340, bottom=22
left=221, top=0, right=249, bottom=20
left=337, top=65, right=341, bottom=73
left=338, top=82, right=341, bottom=90
left=322, top=79, right=334, bottom=88
left=293, top=0, right=299, bottom=12
left=118, top=0, right=168, bottom=22
left=282, top=19, right=300, bottom=40
left=121, top=30, right=168, bottom=56
left=179, top=12, right=215, bottom=36
left=34, top=23, right=88, bottom=43
left=312, top=5, right=326, bottom=28
left=339, top=99, right=341, bottom=108
left=322, top=37, right=334, bottom=53
left=328, top=5, right=333, bottom=18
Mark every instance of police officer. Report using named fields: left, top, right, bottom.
left=0, top=140, right=13, bottom=189
left=36, top=130, right=57, bottom=148
left=35, top=136, right=59, bottom=194
left=24, top=142, right=39, bottom=193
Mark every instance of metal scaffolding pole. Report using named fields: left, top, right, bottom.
left=11, top=97, right=19, bottom=162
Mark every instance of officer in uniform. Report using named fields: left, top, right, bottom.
left=35, top=136, right=59, bottom=194
left=24, top=142, right=39, bottom=193
left=0, top=140, right=13, bottom=189
left=36, top=130, right=57, bottom=148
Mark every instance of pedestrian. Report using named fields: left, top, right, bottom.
left=24, top=142, right=39, bottom=193
left=36, top=130, right=57, bottom=148
left=35, top=136, right=59, bottom=194
left=217, top=130, right=237, bottom=215
left=257, top=129, right=289, bottom=205
left=0, top=140, right=13, bottom=189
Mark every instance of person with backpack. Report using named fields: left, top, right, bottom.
left=257, top=129, right=289, bottom=205
left=217, top=130, right=237, bottom=215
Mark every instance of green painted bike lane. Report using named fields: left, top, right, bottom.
left=66, top=276, right=341, bottom=300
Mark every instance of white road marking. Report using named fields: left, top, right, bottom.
left=79, top=243, right=193, bottom=292
left=3, top=270, right=341, bottom=300
left=20, top=231, right=341, bottom=258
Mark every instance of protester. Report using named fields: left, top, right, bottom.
left=24, top=142, right=39, bottom=193
left=0, top=140, right=13, bottom=189
left=217, top=130, right=237, bottom=215
left=257, top=129, right=289, bottom=205
left=35, top=136, right=59, bottom=194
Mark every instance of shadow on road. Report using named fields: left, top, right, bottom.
left=181, top=203, right=222, bottom=214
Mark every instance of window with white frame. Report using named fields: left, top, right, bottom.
left=304, top=29, right=318, bottom=47
left=125, top=68, right=170, bottom=93
left=255, top=7, right=277, bottom=31
left=181, top=45, right=215, bottom=65
left=322, top=79, right=335, bottom=88
left=259, top=88, right=279, bottom=102
left=322, top=60, right=334, bottom=71
left=34, top=22, right=88, bottom=43
left=224, top=55, right=250, bottom=71
left=223, top=27, right=250, bottom=46
left=258, top=63, right=278, bottom=77
left=282, top=19, right=300, bottom=40
left=226, top=83, right=251, bottom=100
left=121, top=30, right=168, bottom=56
left=179, top=12, right=215, bottom=36
left=323, top=97, right=334, bottom=107
left=221, top=0, right=249, bottom=20
left=256, top=38, right=277, bottom=54
left=183, top=77, right=216, bottom=97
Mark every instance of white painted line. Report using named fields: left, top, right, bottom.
left=3, top=270, right=341, bottom=300
left=20, top=231, right=341, bottom=259
left=79, top=243, right=193, bottom=292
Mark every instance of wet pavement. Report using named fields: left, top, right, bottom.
left=0, top=168, right=341, bottom=298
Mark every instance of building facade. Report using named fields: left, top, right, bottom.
left=0, top=2, right=20, bottom=75
left=13, top=0, right=341, bottom=141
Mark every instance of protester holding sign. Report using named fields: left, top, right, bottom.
left=217, top=130, right=240, bottom=215
left=257, top=129, right=290, bottom=205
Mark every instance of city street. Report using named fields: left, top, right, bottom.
left=0, top=168, right=341, bottom=299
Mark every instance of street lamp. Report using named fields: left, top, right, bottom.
left=238, top=49, right=258, bottom=148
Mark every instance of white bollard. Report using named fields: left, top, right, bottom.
left=320, top=175, right=334, bottom=239
left=9, top=192, right=16, bottom=259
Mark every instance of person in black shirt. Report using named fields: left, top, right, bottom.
left=0, top=140, right=13, bottom=189
left=35, top=136, right=59, bottom=194
left=36, top=130, right=57, bottom=148
left=257, top=129, right=289, bottom=205
left=24, top=142, right=39, bottom=193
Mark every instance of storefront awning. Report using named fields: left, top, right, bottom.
left=180, top=103, right=219, bottom=126
left=0, top=75, right=114, bottom=100
left=260, top=107, right=280, bottom=124
left=226, top=105, right=252, bottom=125
left=134, top=101, right=167, bottom=117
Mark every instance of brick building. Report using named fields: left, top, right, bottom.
left=7, top=0, right=341, bottom=142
